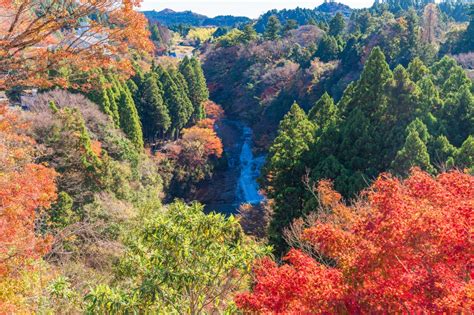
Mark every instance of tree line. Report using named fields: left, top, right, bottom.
left=87, top=56, right=209, bottom=147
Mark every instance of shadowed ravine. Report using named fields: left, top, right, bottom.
left=202, top=119, right=265, bottom=215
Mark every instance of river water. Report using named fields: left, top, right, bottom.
left=237, top=126, right=265, bottom=204
left=203, top=119, right=265, bottom=215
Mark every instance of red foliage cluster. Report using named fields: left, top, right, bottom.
left=204, top=100, right=224, bottom=121
left=0, top=106, right=57, bottom=275
left=236, top=169, right=474, bottom=313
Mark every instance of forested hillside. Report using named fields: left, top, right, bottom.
left=143, top=9, right=251, bottom=28
left=0, top=0, right=473, bottom=313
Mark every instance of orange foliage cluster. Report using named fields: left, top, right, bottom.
left=0, top=106, right=57, bottom=271
left=204, top=100, right=224, bottom=121
left=236, top=169, right=474, bottom=313
left=182, top=125, right=223, bottom=158
left=0, top=106, right=57, bottom=305
left=0, top=0, right=153, bottom=89
left=90, top=140, right=102, bottom=157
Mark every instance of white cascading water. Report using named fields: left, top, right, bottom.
left=236, top=126, right=265, bottom=204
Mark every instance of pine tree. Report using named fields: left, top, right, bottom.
left=407, top=57, right=429, bottom=82
left=336, top=48, right=393, bottom=186
left=455, top=135, right=474, bottom=172
left=160, top=69, right=192, bottom=139
left=106, top=87, right=120, bottom=128
left=308, top=92, right=338, bottom=132
left=442, top=84, right=474, bottom=147
left=429, top=135, right=457, bottom=168
left=140, top=74, right=171, bottom=141
left=328, top=13, right=345, bottom=37
left=88, top=77, right=115, bottom=123
left=264, top=103, right=315, bottom=254
left=150, top=24, right=163, bottom=43
left=118, top=86, right=144, bottom=148
left=241, top=23, right=257, bottom=43
left=315, top=35, right=340, bottom=62
left=283, top=19, right=298, bottom=35
left=392, top=128, right=434, bottom=176
left=385, top=65, right=421, bottom=134
left=418, top=77, right=442, bottom=114
left=264, top=15, right=281, bottom=40
left=346, top=47, right=392, bottom=115
left=179, top=57, right=209, bottom=123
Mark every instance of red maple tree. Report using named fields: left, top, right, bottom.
left=236, top=169, right=474, bottom=313
left=0, top=0, right=152, bottom=89
left=0, top=105, right=57, bottom=276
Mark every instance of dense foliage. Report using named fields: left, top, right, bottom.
left=264, top=47, right=473, bottom=253
left=237, top=169, right=474, bottom=313
left=86, top=201, right=269, bottom=313
left=1, top=0, right=473, bottom=313
left=0, top=106, right=57, bottom=312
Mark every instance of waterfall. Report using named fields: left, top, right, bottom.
left=236, top=126, right=265, bottom=204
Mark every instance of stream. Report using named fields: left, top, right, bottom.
left=202, top=119, right=265, bottom=215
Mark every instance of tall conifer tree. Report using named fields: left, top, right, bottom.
left=264, top=103, right=315, bottom=254
left=118, top=85, right=144, bottom=148
left=140, top=75, right=171, bottom=141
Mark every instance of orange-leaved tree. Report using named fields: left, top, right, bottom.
left=0, top=0, right=152, bottom=89
left=182, top=124, right=223, bottom=158
left=236, top=169, right=473, bottom=313
left=0, top=105, right=57, bottom=311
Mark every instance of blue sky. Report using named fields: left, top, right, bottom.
left=140, top=1, right=374, bottom=18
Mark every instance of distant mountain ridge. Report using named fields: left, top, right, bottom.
left=143, top=9, right=252, bottom=27
left=254, top=2, right=352, bottom=33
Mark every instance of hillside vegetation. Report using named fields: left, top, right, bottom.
left=0, top=0, right=473, bottom=313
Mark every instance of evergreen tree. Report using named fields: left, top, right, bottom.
left=328, top=13, right=345, bottom=37
left=88, top=76, right=115, bottom=123
left=442, top=84, right=474, bottom=147
left=430, top=56, right=458, bottom=88
left=386, top=65, right=421, bottom=124
left=392, top=128, right=434, bottom=176
left=283, top=19, right=298, bottom=35
left=169, top=68, right=194, bottom=124
left=455, top=135, right=474, bottom=172
left=264, top=15, right=281, bottom=40
left=429, top=135, right=457, bottom=168
left=241, top=23, right=257, bottom=43
left=418, top=77, right=442, bottom=115
left=106, top=87, right=120, bottom=128
left=263, top=103, right=315, bottom=254
left=315, top=35, right=340, bottom=62
left=337, top=47, right=393, bottom=183
left=407, top=57, right=429, bottom=82
left=308, top=92, right=338, bottom=132
left=179, top=57, right=209, bottom=123
left=345, top=47, right=392, bottom=115
left=399, top=9, right=420, bottom=65
left=140, top=74, right=171, bottom=141
left=191, top=58, right=209, bottom=119
left=339, top=108, right=378, bottom=190
left=160, top=68, right=192, bottom=138
left=150, top=24, right=162, bottom=43
left=118, top=86, right=144, bottom=148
